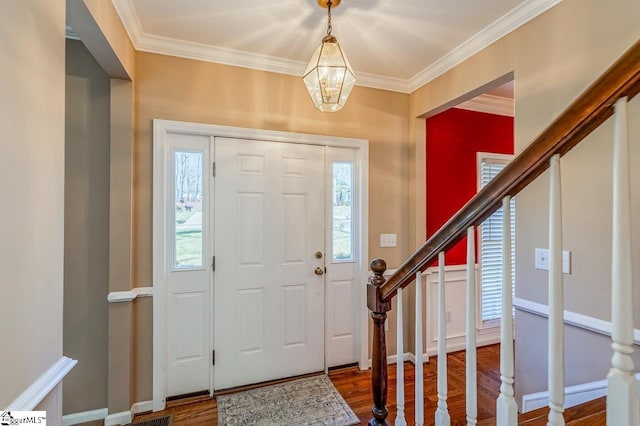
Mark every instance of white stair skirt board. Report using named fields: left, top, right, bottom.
left=104, top=410, right=132, bottom=426
left=8, top=356, right=77, bottom=410
left=63, top=408, right=108, bottom=426
left=521, top=372, right=640, bottom=413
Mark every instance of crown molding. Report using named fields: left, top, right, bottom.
left=112, top=0, right=144, bottom=46
left=407, top=0, right=562, bottom=92
left=112, top=0, right=561, bottom=94
left=456, top=94, right=514, bottom=116
left=348, top=71, right=411, bottom=93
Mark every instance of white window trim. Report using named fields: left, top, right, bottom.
left=476, top=152, right=514, bottom=329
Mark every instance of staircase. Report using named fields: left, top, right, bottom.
left=367, top=38, right=640, bottom=426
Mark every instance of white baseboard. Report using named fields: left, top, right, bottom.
left=104, top=410, right=132, bottom=426
left=8, top=356, right=77, bottom=410
left=131, top=400, right=153, bottom=415
left=403, top=352, right=430, bottom=365
left=426, top=333, right=501, bottom=357
left=96, top=401, right=151, bottom=426
left=521, top=372, right=640, bottom=413
left=404, top=352, right=416, bottom=364
left=63, top=408, right=108, bottom=426
left=367, top=351, right=431, bottom=368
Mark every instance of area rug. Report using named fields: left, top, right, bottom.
left=216, top=375, right=360, bottom=425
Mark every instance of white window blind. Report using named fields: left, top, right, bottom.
left=480, top=158, right=515, bottom=322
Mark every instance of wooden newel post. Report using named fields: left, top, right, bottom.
left=368, top=258, right=391, bottom=426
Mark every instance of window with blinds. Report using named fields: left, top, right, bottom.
left=479, top=155, right=515, bottom=323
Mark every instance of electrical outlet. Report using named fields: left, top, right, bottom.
left=380, top=233, right=397, bottom=247
left=535, top=248, right=571, bottom=274
left=446, top=310, right=452, bottom=323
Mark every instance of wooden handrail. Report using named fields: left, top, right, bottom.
left=379, top=38, right=640, bottom=302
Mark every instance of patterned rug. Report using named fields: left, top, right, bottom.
left=216, top=375, right=360, bottom=425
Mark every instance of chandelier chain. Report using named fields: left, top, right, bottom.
left=326, top=1, right=332, bottom=35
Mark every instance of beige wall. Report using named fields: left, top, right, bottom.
left=0, top=0, right=66, bottom=418
left=409, top=0, right=640, bottom=403
left=133, top=52, right=411, bottom=287
left=77, top=0, right=135, bottom=79
left=69, top=0, right=138, bottom=413
left=133, top=297, right=153, bottom=402
left=107, top=78, right=136, bottom=414
left=63, top=39, right=110, bottom=415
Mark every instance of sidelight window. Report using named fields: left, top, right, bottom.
left=332, top=162, right=354, bottom=261
left=174, top=150, right=204, bottom=269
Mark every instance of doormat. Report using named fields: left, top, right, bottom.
left=217, top=375, right=359, bottom=425
left=128, top=414, right=173, bottom=426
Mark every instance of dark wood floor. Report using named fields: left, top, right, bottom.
left=135, top=345, right=502, bottom=425
left=332, top=344, right=502, bottom=425
left=133, top=343, right=606, bottom=425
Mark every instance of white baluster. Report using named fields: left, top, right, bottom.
left=547, top=155, right=565, bottom=426
left=395, top=287, right=407, bottom=426
left=607, top=97, right=640, bottom=426
left=435, top=251, right=451, bottom=426
left=497, top=196, right=517, bottom=426
left=415, top=271, right=424, bottom=426
left=466, top=227, right=478, bottom=426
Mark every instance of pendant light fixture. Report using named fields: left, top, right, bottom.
left=303, top=0, right=356, bottom=112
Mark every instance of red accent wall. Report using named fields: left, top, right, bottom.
left=426, top=108, right=514, bottom=265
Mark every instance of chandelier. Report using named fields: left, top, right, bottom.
left=302, top=0, right=356, bottom=112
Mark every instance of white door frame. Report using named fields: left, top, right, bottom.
left=152, top=119, right=369, bottom=411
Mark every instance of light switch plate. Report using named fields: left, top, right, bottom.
left=563, top=250, right=571, bottom=274
left=380, top=233, right=397, bottom=247
left=535, top=248, right=571, bottom=274
left=535, top=248, right=549, bottom=270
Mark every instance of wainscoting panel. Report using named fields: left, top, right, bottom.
left=424, top=265, right=500, bottom=356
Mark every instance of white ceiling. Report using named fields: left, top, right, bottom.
left=112, top=0, right=560, bottom=93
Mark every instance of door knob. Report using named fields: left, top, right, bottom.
left=314, top=267, right=324, bottom=276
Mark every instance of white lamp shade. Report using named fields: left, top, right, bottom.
left=303, top=37, right=356, bottom=112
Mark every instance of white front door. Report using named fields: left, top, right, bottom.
left=163, top=133, right=212, bottom=397
left=154, top=121, right=369, bottom=409
left=214, top=137, right=325, bottom=390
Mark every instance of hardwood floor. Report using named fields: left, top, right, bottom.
left=331, top=344, right=502, bottom=425
left=133, top=343, right=606, bottom=425
left=135, top=345, right=501, bottom=425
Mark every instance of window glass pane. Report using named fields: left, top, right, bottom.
left=333, top=162, right=354, bottom=261
left=174, top=151, right=203, bottom=268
